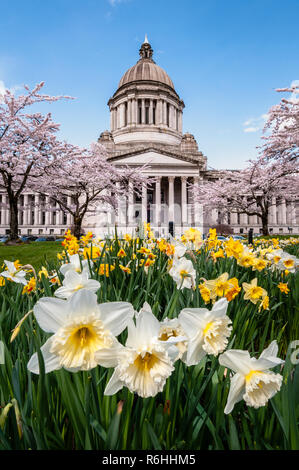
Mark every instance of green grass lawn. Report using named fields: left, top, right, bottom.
left=0, top=241, right=64, bottom=270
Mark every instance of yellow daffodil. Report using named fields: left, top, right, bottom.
left=278, top=282, right=289, bottom=294
left=22, top=277, right=36, bottom=295
left=242, top=278, right=267, bottom=304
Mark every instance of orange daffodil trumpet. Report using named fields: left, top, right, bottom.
left=103, top=303, right=184, bottom=398
left=178, top=298, right=232, bottom=366
left=219, top=341, right=284, bottom=413
left=27, top=290, right=134, bottom=373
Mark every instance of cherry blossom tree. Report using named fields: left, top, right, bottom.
left=262, top=83, right=299, bottom=163
left=34, top=142, right=151, bottom=238
left=193, top=157, right=298, bottom=235
left=0, top=82, right=71, bottom=241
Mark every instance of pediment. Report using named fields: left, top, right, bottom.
left=108, top=149, right=199, bottom=167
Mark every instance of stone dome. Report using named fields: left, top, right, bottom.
left=118, top=61, right=174, bottom=90
left=117, top=36, right=175, bottom=90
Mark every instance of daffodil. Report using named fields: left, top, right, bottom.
left=278, top=282, right=289, bottom=294
left=178, top=298, right=232, bottom=365
left=54, top=271, right=101, bottom=299
left=103, top=303, right=179, bottom=398
left=22, top=277, right=36, bottom=295
left=158, top=317, right=188, bottom=361
left=242, top=278, right=267, bottom=304
left=168, top=257, right=196, bottom=289
left=0, top=260, right=27, bottom=285
left=27, top=290, right=134, bottom=373
left=219, top=340, right=284, bottom=413
left=60, top=253, right=92, bottom=276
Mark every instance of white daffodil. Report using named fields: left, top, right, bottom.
left=103, top=302, right=180, bottom=398
left=158, top=317, right=188, bottom=361
left=168, top=256, right=196, bottom=289
left=219, top=340, right=284, bottom=414
left=27, top=290, right=134, bottom=374
left=54, top=270, right=101, bottom=299
left=169, top=235, right=187, bottom=259
left=0, top=260, right=27, bottom=285
left=60, top=254, right=92, bottom=276
left=277, top=253, right=298, bottom=273
left=178, top=298, right=232, bottom=366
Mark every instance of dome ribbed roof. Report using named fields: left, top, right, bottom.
left=118, top=61, right=174, bottom=89
left=117, top=37, right=175, bottom=90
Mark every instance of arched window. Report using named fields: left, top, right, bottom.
left=166, top=103, right=170, bottom=127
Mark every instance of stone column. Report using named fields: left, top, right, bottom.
left=67, top=197, right=72, bottom=227
left=1, top=194, right=7, bottom=225
left=168, top=176, right=175, bottom=222
left=271, top=197, right=277, bottom=224
left=157, top=100, right=162, bottom=125
left=128, top=181, right=134, bottom=225
left=127, top=100, right=131, bottom=126
left=142, top=183, right=147, bottom=223
left=45, top=196, right=51, bottom=228
left=141, top=99, right=145, bottom=125
left=163, top=101, right=167, bottom=126
left=34, top=195, right=39, bottom=226
left=193, top=177, right=202, bottom=226
left=110, top=109, right=114, bottom=132
left=230, top=212, right=238, bottom=225
left=281, top=198, right=287, bottom=225
left=23, top=194, right=28, bottom=225
left=149, top=100, right=153, bottom=125
left=155, top=177, right=161, bottom=226
left=181, top=176, right=187, bottom=226
left=178, top=110, right=183, bottom=133
left=291, top=200, right=296, bottom=225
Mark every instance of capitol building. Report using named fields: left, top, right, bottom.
left=0, top=37, right=298, bottom=238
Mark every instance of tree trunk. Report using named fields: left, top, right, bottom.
left=73, top=215, right=83, bottom=239
left=261, top=212, right=269, bottom=236
left=8, top=195, right=20, bottom=241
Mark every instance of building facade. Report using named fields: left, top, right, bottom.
left=0, top=37, right=298, bottom=238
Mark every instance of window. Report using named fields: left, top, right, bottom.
left=31, top=211, right=34, bottom=225
left=42, top=212, right=45, bottom=225
left=279, top=228, right=283, bottom=233
left=63, top=213, right=67, bottom=225
left=50, top=229, right=54, bottom=234
left=39, top=229, right=43, bottom=234
left=166, top=103, right=169, bottom=127
left=176, top=109, right=178, bottom=130
left=28, top=229, right=32, bottom=235
left=237, top=213, right=240, bottom=224
left=240, top=228, right=244, bottom=234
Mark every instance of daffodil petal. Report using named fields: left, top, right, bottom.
left=27, top=337, right=62, bottom=374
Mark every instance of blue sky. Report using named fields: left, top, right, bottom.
left=0, top=0, right=298, bottom=169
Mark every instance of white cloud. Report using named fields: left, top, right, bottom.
left=243, top=126, right=260, bottom=133
left=243, top=113, right=268, bottom=133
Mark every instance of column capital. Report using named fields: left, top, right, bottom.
left=168, top=176, right=175, bottom=183
left=181, top=176, right=188, bottom=183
